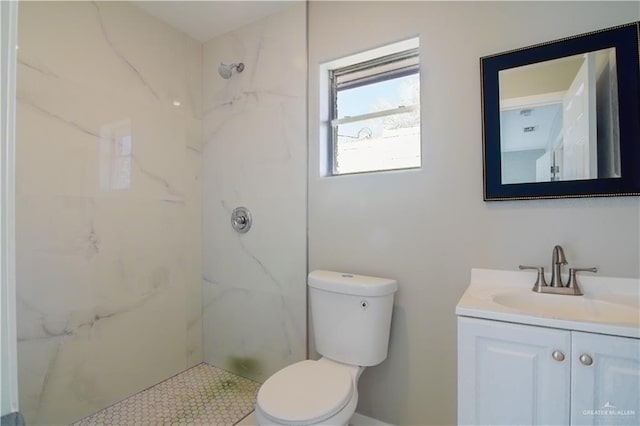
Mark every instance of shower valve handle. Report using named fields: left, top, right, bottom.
left=231, top=207, right=252, bottom=233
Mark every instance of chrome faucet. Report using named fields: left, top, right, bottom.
left=549, top=245, right=567, bottom=287
left=519, top=245, right=597, bottom=296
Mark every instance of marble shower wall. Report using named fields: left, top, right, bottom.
left=201, top=3, right=307, bottom=382
left=15, top=2, right=202, bottom=424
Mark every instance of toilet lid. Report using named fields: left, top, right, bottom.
left=256, top=360, right=353, bottom=425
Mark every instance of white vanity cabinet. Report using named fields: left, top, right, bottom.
left=458, top=317, right=640, bottom=426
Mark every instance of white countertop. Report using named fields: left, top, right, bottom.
left=456, top=269, right=640, bottom=338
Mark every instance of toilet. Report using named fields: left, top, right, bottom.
left=255, top=270, right=398, bottom=425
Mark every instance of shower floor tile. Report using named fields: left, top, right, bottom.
left=71, top=363, right=259, bottom=426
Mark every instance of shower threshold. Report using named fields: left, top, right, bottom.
left=70, top=363, right=259, bottom=425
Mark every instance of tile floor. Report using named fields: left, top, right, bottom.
left=71, top=363, right=260, bottom=426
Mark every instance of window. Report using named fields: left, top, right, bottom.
left=327, top=44, right=421, bottom=175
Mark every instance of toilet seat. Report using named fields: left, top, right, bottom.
left=256, top=360, right=353, bottom=425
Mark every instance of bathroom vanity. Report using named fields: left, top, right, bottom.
left=456, top=269, right=639, bottom=426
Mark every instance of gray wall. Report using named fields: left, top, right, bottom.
left=307, top=2, right=639, bottom=425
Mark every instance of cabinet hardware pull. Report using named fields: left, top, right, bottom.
left=552, top=350, right=565, bottom=362
left=579, top=354, right=594, bottom=366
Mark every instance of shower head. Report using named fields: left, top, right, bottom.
left=218, top=62, right=244, bottom=79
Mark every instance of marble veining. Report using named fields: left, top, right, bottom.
left=130, top=154, right=184, bottom=200
left=201, top=2, right=307, bottom=383
left=92, top=2, right=161, bottom=103
left=17, top=58, right=60, bottom=79
left=16, top=2, right=202, bottom=424
left=18, top=96, right=101, bottom=139
left=16, top=0, right=305, bottom=423
left=219, top=200, right=284, bottom=292
left=17, top=268, right=169, bottom=344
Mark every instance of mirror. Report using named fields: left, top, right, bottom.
left=499, top=48, right=620, bottom=184
left=482, top=22, right=640, bottom=200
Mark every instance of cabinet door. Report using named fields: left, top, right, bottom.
left=571, top=332, right=640, bottom=426
left=458, top=317, right=571, bottom=425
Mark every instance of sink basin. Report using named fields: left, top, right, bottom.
left=457, top=269, right=640, bottom=338
left=493, top=292, right=639, bottom=325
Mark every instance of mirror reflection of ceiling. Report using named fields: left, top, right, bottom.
left=498, top=53, right=585, bottom=153
left=499, top=55, right=584, bottom=99
left=498, top=48, right=618, bottom=155
left=500, top=104, right=562, bottom=152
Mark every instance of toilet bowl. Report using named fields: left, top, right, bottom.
left=255, top=270, right=397, bottom=426
left=255, top=358, right=364, bottom=425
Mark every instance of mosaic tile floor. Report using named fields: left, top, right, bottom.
left=71, top=363, right=260, bottom=426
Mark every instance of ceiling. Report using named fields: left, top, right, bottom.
left=134, top=1, right=298, bottom=43
left=501, top=104, right=563, bottom=153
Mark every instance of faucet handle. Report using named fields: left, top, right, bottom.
left=566, top=267, right=597, bottom=289
left=519, top=265, right=548, bottom=291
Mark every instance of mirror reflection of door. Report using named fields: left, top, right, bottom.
left=561, top=53, right=596, bottom=180
left=498, top=48, right=620, bottom=184
left=535, top=150, right=552, bottom=182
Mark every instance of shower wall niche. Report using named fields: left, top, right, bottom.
left=201, top=2, right=308, bottom=382
left=15, top=2, right=202, bottom=424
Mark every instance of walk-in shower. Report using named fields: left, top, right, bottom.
left=9, top=1, right=307, bottom=424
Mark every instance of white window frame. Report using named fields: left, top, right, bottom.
left=319, top=37, right=421, bottom=177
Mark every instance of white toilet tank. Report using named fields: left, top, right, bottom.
left=308, top=270, right=398, bottom=367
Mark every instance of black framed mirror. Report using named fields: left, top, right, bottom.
left=481, top=22, right=640, bottom=201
